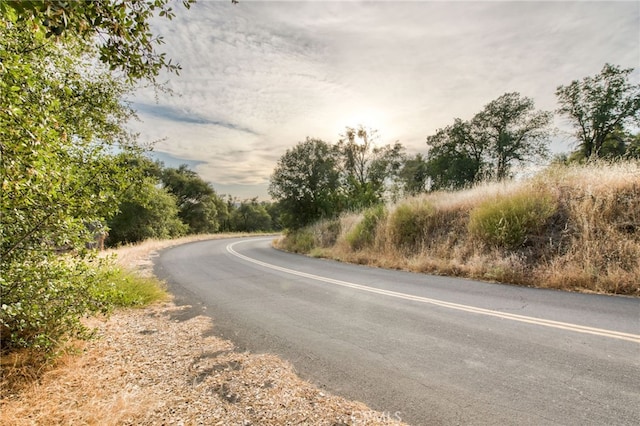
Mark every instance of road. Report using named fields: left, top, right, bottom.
left=154, top=237, right=640, bottom=425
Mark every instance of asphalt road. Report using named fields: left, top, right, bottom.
left=154, top=236, right=640, bottom=425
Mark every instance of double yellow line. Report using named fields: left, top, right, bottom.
left=227, top=240, right=640, bottom=344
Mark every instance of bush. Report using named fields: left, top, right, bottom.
left=345, top=205, right=386, bottom=250
left=1, top=257, right=109, bottom=352
left=468, top=190, right=557, bottom=249
left=314, top=219, right=342, bottom=248
left=388, top=201, right=435, bottom=251
left=279, top=229, right=316, bottom=253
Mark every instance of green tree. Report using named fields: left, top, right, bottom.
left=337, top=126, right=405, bottom=209
left=269, top=138, right=343, bottom=229
left=556, top=63, right=640, bottom=159
left=1, top=0, right=196, bottom=351
left=231, top=198, right=272, bottom=232
left=425, top=119, right=486, bottom=190
left=161, top=165, right=224, bottom=234
left=0, top=23, right=137, bottom=350
left=106, top=178, right=187, bottom=245
left=424, top=93, right=551, bottom=189
left=1, top=0, right=195, bottom=82
left=472, top=92, right=552, bottom=180
left=398, top=153, right=430, bottom=196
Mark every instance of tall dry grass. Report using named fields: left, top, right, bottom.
left=280, top=161, right=640, bottom=295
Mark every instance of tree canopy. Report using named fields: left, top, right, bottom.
left=1, top=0, right=195, bottom=82
left=0, top=19, right=142, bottom=350
left=269, top=138, right=343, bottom=229
left=556, top=63, right=640, bottom=159
left=425, top=92, right=552, bottom=189
left=337, top=126, right=405, bottom=209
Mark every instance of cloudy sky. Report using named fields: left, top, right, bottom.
left=128, top=0, right=640, bottom=200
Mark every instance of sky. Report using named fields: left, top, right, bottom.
left=128, top=0, right=640, bottom=200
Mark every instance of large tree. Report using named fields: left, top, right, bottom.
left=425, top=118, right=486, bottom=190
left=269, top=138, right=343, bottom=229
left=556, top=63, right=640, bottom=159
left=0, top=23, right=138, bottom=350
left=161, top=165, right=226, bottom=234
left=0, top=1, right=195, bottom=351
left=472, top=92, right=552, bottom=180
left=337, top=126, right=405, bottom=209
left=398, top=153, right=430, bottom=196
left=230, top=198, right=272, bottom=232
left=425, top=92, right=552, bottom=189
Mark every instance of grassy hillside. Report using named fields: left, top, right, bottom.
left=277, top=161, right=640, bottom=295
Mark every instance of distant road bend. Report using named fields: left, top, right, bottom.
left=155, top=237, right=640, bottom=426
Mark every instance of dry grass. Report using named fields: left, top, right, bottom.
left=1, top=233, right=406, bottom=426
left=285, top=161, right=640, bottom=295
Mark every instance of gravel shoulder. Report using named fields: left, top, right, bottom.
left=1, top=235, right=406, bottom=425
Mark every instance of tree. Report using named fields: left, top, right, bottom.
left=1, top=0, right=196, bottom=82
left=556, top=63, right=640, bottom=159
left=424, top=93, right=552, bottom=189
left=106, top=179, right=187, bottom=246
left=472, top=92, right=552, bottom=180
left=160, top=165, right=225, bottom=234
left=337, top=126, right=405, bottom=209
left=425, top=119, right=486, bottom=190
left=0, top=23, right=139, bottom=350
left=1, top=0, right=199, bottom=351
left=231, top=198, right=272, bottom=232
left=398, top=153, right=430, bottom=196
left=269, top=138, right=343, bottom=229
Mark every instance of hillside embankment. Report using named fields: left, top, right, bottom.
left=278, top=161, right=640, bottom=296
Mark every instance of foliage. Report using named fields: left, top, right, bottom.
left=0, top=18, right=146, bottom=352
left=472, top=92, right=552, bottom=180
left=345, top=204, right=386, bottom=250
left=161, top=165, right=226, bottom=234
left=106, top=179, right=187, bottom=246
left=231, top=198, right=272, bottom=232
left=278, top=229, right=316, bottom=254
left=398, top=153, right=430, bottom=196
left=425, top=93, right=552, bottom=189
left=1, top=0, right=195, bottom=82
left=556, top=63, right=640, bottom=159
left=269, top=138, right=343, bottom=229
left=91, top=265, right=168, bottom=308
left=468, top=190, right=557, bottom=249
left=388, top=201, right=436, bottom=251
left=337, top=126, right=405, bottom=209
left=425, top=119, right=485, bottom=190
left=1, top=257, right=106, bottom=351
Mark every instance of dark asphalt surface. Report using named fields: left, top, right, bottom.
left=154, top=237, right=640, bottom=425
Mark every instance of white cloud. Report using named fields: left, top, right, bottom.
left=128, top=0, right=640, bottom=199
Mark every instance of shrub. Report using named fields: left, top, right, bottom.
left=468, top=190, right=557, bottom=249
left=1, top=257, right=110, bottom=352
left=345, top=205, right=386, bottom=250
left=388, top=201, right=435, bottom=251
left=279, top=229, right=316, bottom=253
left=314, top=219, right=342, bottom=248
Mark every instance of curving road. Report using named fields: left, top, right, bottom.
left=154, top=237, right=640, bottom=425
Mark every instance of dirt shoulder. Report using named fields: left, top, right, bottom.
left=1, top=235, right=406, bottom=425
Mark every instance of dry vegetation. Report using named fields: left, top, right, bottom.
left=281, top=161, right=640, bottom=295
left=1, top=234, right=405, bottom=426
